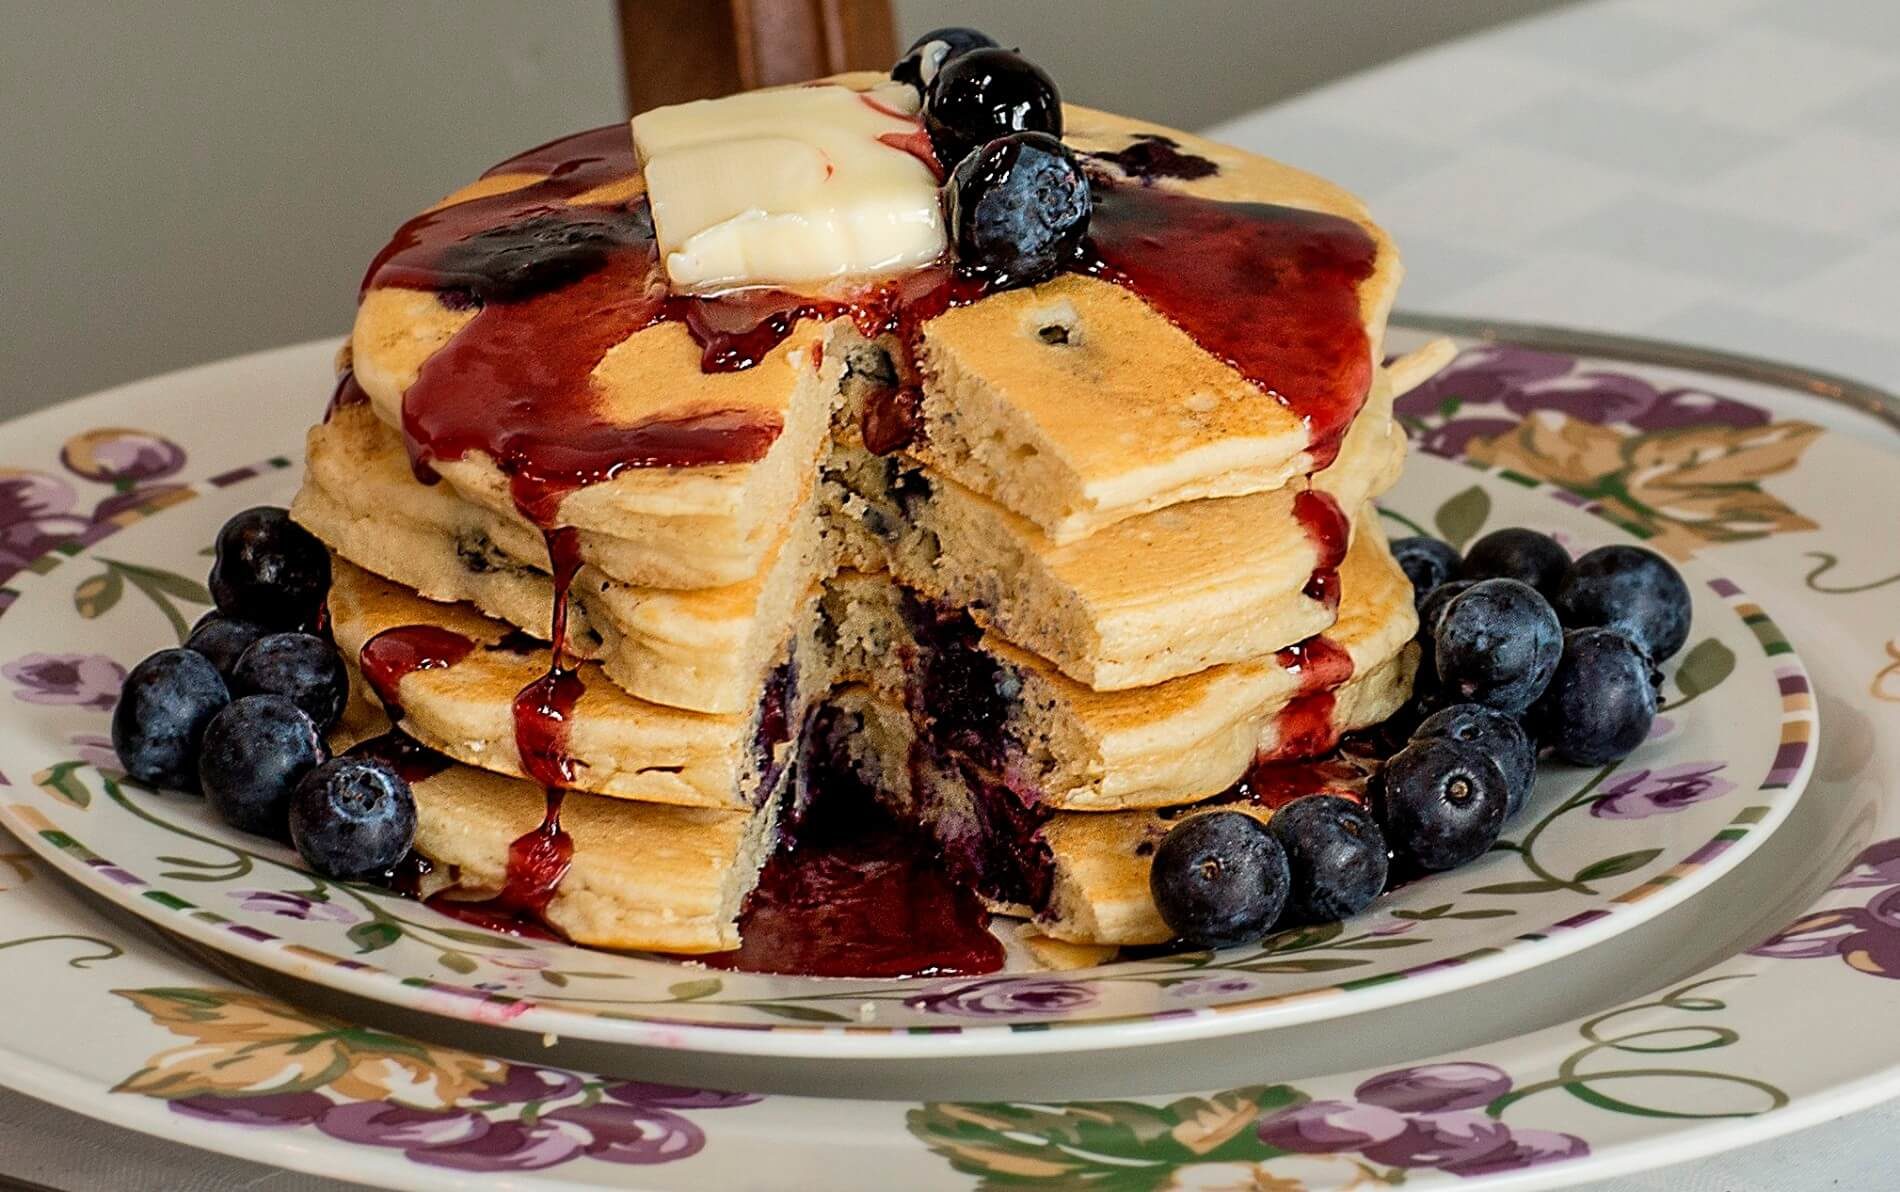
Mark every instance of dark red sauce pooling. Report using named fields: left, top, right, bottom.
left=1089, top=134, right=1220, bottom=183
left=357, top=625, right=477, bottom=718
left=702, top=818, right=1004, bottom=978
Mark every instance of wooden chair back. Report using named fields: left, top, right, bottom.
left=618, top=0, right=897, bottom=113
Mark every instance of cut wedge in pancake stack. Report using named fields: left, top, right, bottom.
left=289, top=70, right=1451, bottom=965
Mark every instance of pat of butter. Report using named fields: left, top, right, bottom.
left=632, top=83, right=946, bottom=293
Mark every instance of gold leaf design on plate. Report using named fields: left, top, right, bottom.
left=111, top=987, right=505, bottom=1106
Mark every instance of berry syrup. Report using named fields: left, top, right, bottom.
left=347, top=116, right=1382, bottom=967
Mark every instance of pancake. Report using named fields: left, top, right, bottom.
left=349, top=77, right=1397, bottom=549
left=333, top=702, right=774, bottom=954
left=326, top=559, right=818, bottom=810
left=298, top=404, right=832, bottom=714
left=827, top=362, right=1404, bottom=690
left=824, top=512, right=1418, bottom=811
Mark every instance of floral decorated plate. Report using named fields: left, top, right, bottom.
left=0, top=323, right=1894, bottom=1188
left=0, top=332, right=1825, bottom=1058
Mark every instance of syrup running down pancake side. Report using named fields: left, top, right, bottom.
left=341, top=114, right=1385, bottom=970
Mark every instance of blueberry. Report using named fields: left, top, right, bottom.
left=891, top=26, right=997, bottom=92
left=1417, top=578, right=1476, bottom=641
left=1150, top=811, right=1289, bottom=948
left=1268, top=796, right=1389, bottom=925
left=1461, top=527, right=1569, bottom=600
left=1553, top=545, right=1692, bottom=662
left=1390, top=536, right=1462, bottom=613
left=1532, top=628, right=1659, bottom=765
left=209, top=507, right=330, bottom=629
left=1377, top=737, right=1508, bottom=871
left=185, top=611, right=271, bottom=681
left=111, top=649, right=230, bottom=791
left=198, top=695, right=329, bottom=837
left=231, top=632, right=349, bottom=733
left=925, top=48, right=1063, bottom=171
left=1433, top=578, right=1562, bottom=713
left=1414, top=703, right=1536, bottom=818
left=945, top=131, right=1090, bottom=289
left=289, top=758, right=418, bottom=880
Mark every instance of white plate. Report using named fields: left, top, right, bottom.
left=0, top=323, right=1894, bottom=1188
left=0, top=338, right=1816, bottom=1056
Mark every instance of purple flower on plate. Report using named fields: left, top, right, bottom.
left=1627, top=387, right=1770, bottom=433
left=170, top=1091, right=333, bottom=1128
left=0, top=469, right=87, bottom=575
left=1257, top=1098, right=1407, bottom=1152
left=316, top=1102, right=490, bottom=1149
left=540, top=1101, right=706, bottom=1165
left=4, top=652, right=125, bottom=710
left=1834, top=840, right=1900, bottom=889
left=60, top=428, right=187, bottom=486
left=1166, top=974, right=1264, bottom=1000
left=602, top=1080, right=760, bottom=1111
left=70, top=732, right=120, bottom=771
left=903, top=976, right=1098, bottom=1018
left=1355, top=1062, right=1512, bottom=1113
left=466, top=1065, right=585, bottom=1105
left=1394, top=345, right=1577, bottom=420
left=1255, top=1062, right=1588, bottom=1176
left=407, top=1117, right=589, bottom=1172
left=1500, top=368, right=1661, bottom=427
left=1589, top=763, right=1733, bottom=820
left=230, top=890, right=358, bottom=924
left=1752, top=839, right=1900, bottom=979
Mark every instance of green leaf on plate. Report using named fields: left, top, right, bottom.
left=34, top=761, right=92, bottom=810
left=428, top=927, right=531, bottom=950
left=112, top=560, right=213, bottom=605
left=540, top=970, right=569, bottom=988
left=1239, top=957, right=1365, bottom=975
left=1465, top=879, right=1564, bottom=896
left=73, top=569, right=123, bottom=620
left=1434, top=485, right=1491, bottom=550
left=346, top=920, right=401, bottom=953
left=668, top=977, right=723, bottom=1002
left=751, top=1003, right=853, bottom=1024
left=437, top=951, right=477, bottom=975
left=1575, top=848, right=1663, bottom=884
left=1674, top=638, right=1736, bottom=701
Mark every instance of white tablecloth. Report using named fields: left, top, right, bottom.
left=1208, top=0, right=1900, bottom=398
left=2, top=0, right=1895, bottom=1186
left=1209, top=0, right=1900, bottom=1186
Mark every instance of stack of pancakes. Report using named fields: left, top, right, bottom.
left=294, top=84, right=1446, bottom=957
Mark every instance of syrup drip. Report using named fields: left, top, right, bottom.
left=1268, top=632, right=1356, bottom=763
left=325, top=370, right=369, bottom=422
left=1292, top=489, right=1350, bottom=611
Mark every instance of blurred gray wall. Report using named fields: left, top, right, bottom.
left=0, top=0, right=1567, bottom=417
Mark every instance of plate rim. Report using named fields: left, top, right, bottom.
left=0, top=340, right=1820, bottom=1057
left=0, top=323, right=1892, bottom=1189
